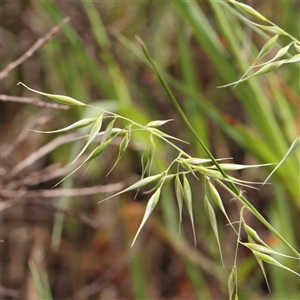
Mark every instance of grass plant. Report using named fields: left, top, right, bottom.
left=4, top=0, right=299, bottom=298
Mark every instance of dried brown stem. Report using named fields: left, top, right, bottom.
left=0, top=285, right=27, bottom=300
left=0, top=17, right=70, bottom=80
left=0, top=198, right=103, bottom=229
left=1, top=115, right=52, bottom=159
left=1, top=183, right=124, bottom=199
left=5, top=133, right=77, bottom=180
left=0, top=95, right=69, bottom=110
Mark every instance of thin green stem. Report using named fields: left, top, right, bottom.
left=136, top=36, right=240, bottom=197
left=136, top=36, right=299, bottom=258
left=216, top=179, right=300, bottom=258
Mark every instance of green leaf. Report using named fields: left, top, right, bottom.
left=71, top=113, right=103, bottom=164
left=31, top=118, right=97, bottom=134
left=131, top=188, right=161, bottom=246
left=183, top=174, right=196, bottom=246
left=264, top=136, right=300, bottom=184
left=18, top=82, right=86, bottom=106
left=204, top=195, right=224, bottom=266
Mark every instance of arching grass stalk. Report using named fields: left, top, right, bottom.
left=136, top=36, right=300, bottom=258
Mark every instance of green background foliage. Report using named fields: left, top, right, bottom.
left=1, top=1, right=299, bottom=299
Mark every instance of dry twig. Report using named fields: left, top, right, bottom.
left=1, top=198, right=101, bottom=229
left=1, top=115, right=52, bottom=159
left=0, top=17, right=70, bottom=80
left=0, top=95, right=69, bottom=110
left=5, top=133, right=77, bottom=180
left=1, top=183, right=124, bottom=199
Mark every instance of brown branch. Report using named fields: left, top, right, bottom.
left=4, top=133, right=77, bottom=180
left=0, top=95, right=69, bottom=110
left=0, top=198, right=102, bottom=229
left=0, top=285, right=27, bottom=300
left=0, top=17, right=70, bottom=80
left=5, top=163, right=63, bottom=190
left=0, top=183, right=124, bottom=199
left=1, top=114, right=52, bottom=159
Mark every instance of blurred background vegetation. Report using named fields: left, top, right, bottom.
left=1, top=1, right=299, bottom=299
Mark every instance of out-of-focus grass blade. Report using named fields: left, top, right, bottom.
left=264, top=136, right=300, bottom=184
left=80, top=0, right=131, bottom=105
left=204, top=195, right=224, bottom=266
left=31, top=118, right=97, bottom=134
left=28, top=260, right=53, bottom=300
left=71, top=113, right=103, bottom=164
left=131, top=188, right=161, bottom=247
